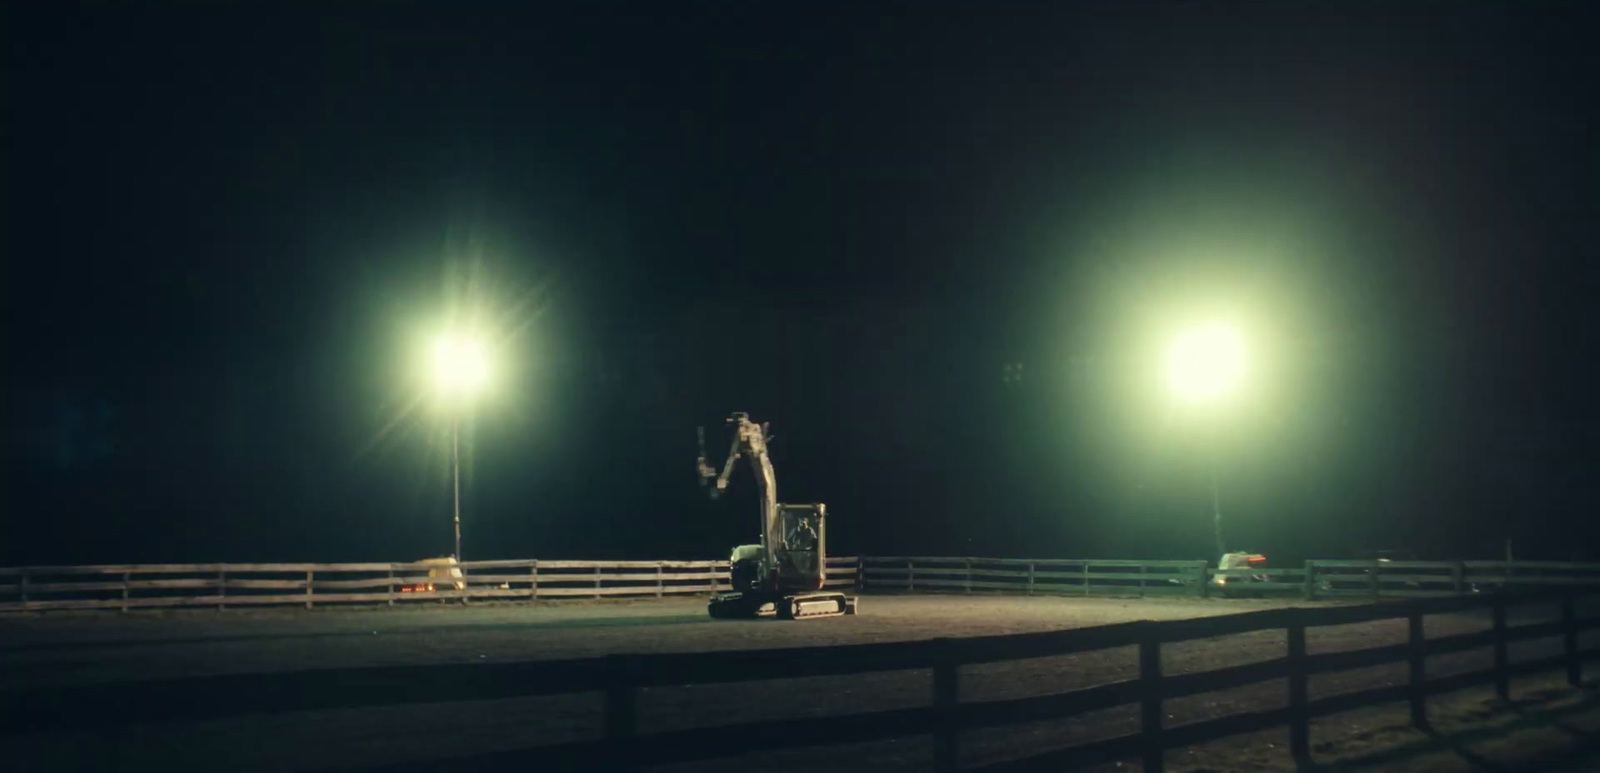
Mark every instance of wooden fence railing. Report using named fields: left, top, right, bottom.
left=8, top=554, right=1598, bottom=612
left=862, top=557, right=1209, bottom=596
left=861, top=556, right=1600, bottom=600
left=6, top=586, right=1596, bottom=772
left=1302, top=559, right=1600, bottom=599
left=0, top=556, right=860, bottom=613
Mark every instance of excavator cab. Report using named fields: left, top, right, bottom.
left=727, top=504, right=826, bottom=596
left=775, top=503, right=825, bottom=591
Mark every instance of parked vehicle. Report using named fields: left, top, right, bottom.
left=397, top=556, right=466, bottom=593
left=1211, top=552, right=1270, bottom=597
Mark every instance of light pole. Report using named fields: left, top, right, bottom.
left=431, top=333, right=489, bottom=564
left=1209, top=451, right=1224, bottom=559
left=452, top=413, right=462, bottom=564
left=1165, top=322, right=1246, bottom=560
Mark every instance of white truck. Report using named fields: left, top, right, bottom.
left=1210, top=551, right=1270, bottom=596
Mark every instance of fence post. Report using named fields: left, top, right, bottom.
left=1083, top=562, right=1090, bottom=597
left=1027, top=562, right=1035, bottom=595
left=1408, top=612, right=1427, bottom=728
left=218, top=568, right=227, bottom=611
left=933, top=637, right=961, bottom=771
left=656, top=564, right=664, bottom=598
left=305, top=569, right=314, bottom=610
left=908, top=559, right=915, bottom=592
left=604, top=654, right=641, bottom=771
left=1492, top=598, right=1509, bottom=701
left=1563, top=592, right=1580, bottom=688
left=1303, top=560, right=1317, bottom=601
left=387, top=567, right=395, bottom=607
left=857, top=555, right=866, bottom=592
left=1452, top=561, right=1465, bottom=595
left=120, top=570, right=130, bottom=613
left=965, top=560, right=972, bottom=594
left=1139, top=564, right=1147, bottom=598
left=19, top=570, right=28, bottom=606
left=1287, top=621, right=1310, bottom=765
left=1139, top=636, right=1164, bottom=772
left=530, top=560, right=539, bottom=600
left=1370, top=560, right=1381, bottom=600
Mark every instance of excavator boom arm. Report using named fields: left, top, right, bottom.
left=715, top=430, right=743, bottom=495
left=697, top=414, right=780, bottom=565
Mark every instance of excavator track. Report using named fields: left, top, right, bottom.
left=707, top=593, right=761, bottom=619
left=709, top=591, right=857, bottom=620
left=776, top=592, right=857, bottom=620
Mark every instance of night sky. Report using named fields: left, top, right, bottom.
left=4, top=2, right=1595, bottom=567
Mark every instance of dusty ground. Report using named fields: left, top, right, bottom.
left=3, top=593, right=1596, bottom=772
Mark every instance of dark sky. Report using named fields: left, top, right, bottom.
left=4, top=2, right=1596, bottom=566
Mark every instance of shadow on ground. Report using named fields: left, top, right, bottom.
left=1315, top=686, right=1600, bottom=772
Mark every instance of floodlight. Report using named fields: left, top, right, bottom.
left=431, top=334, right=489, bottom=397
left=1165, top=323, right=1246, bottom=404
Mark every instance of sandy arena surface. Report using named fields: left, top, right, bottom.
left=4, top=593, right=1597, bottom=772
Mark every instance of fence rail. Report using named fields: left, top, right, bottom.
left=7, top=554, right=1600, bottom=612
left=5, top=585, right=1596, bottom=772
left=862, top=557, right=1600, bottom=600
left=0, top=557, right=860, bottom=612
left=863, top=557, right=1209, bottom=598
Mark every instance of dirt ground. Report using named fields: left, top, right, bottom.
left=3, top=593, right=1596, bottom=772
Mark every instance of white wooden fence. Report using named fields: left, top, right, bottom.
left=861, top=557, right=1208, bottom=596
left=862, top=557, right=1600, bottom=599
left=7, top=554, right=1597, bottom=612
left=0, top=556, right=861, bottom=613
left=1298, top=558, right=1600, bottom=598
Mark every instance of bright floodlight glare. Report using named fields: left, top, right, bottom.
left=1165, top=323, right=1246, bottom=404
left=431, top=334, right=489, bottom=397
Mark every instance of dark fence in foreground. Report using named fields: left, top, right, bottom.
left=5, top=586, right=1597, bottom=771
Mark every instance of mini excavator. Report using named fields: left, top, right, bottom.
left=697, top=413, right=858, bottom=619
